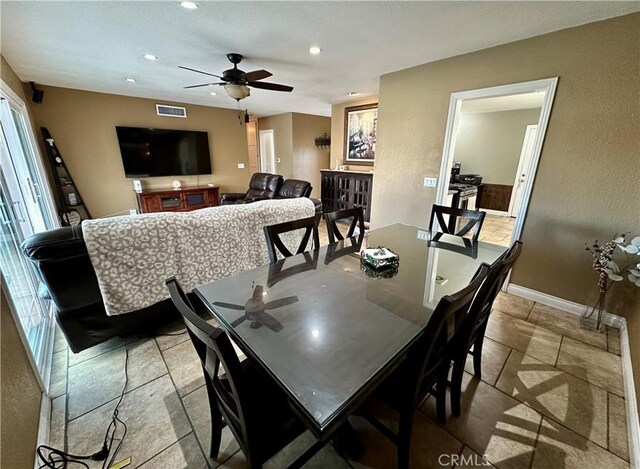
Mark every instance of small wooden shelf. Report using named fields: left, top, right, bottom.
left=136, top=186, right=220, bottom=213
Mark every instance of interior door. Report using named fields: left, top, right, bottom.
left=259, top=129, right=276, bottom=174
left=509, top=125, right=538, bottom=217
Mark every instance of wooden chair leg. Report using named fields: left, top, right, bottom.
left=450, top=357, right=465, bottom=417
left=397, top=412, right=414, bottom=469
left=436, top=365, right=449, bottom=425
left=473, top=325, right=488, bottom=378
left=205, top=378, right=223, bottom=459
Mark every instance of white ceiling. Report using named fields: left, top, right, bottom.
left=2, top=1, right=638, bottom=117
left=461, top=92, right=545, bottom=113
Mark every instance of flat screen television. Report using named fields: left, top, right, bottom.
left=115, top=126, right=212, bottom=178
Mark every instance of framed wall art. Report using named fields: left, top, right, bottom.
left=343, top=103, right=378, bottom=165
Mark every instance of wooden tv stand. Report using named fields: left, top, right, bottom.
left=135, top=186, right=220, bottom=213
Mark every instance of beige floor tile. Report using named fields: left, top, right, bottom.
left=347, top=408, right=463, bottom=469
left=556, top=337, right=623, bottom=396
left=49, top=395, right=66, bottom=451
left=422, top=373, right=542, bottom=469
left=607, top=326, right=622, bottom=355
left=495, top=351, right=607, bottom=447
left=137, top=433, right=207, bottom=469
left=492, top=292, right=534, bottom=320
left=67, top=376, right=192, bottom=469
left=528, top=304, right=606, bottom=350
left=50, top=348, right=68, bottom=398
left=608, top=394, right=629, bottom=461
left=464, top=337, right=511, bottom=386
left=162, top=339, right=204, bottom=397
left=455, top=446, right=497, bottom=468
left=266, top=430, right=350, bottom=469
left=182, top=385, right=240, bottom=465
left=68, top=336, right=127, bottom=367
left=67, top=339, right=167, bottom=419
left=485, top=311, right=562, bottom=365
left=54, top=326, right=68, bottom=353
left=532, top=418, right=629, bottom=469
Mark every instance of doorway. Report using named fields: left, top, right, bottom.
left=259, top=129, right=276, bottom=174
left=436, top=78, right=557, bottom=255
left=0, top=83, right=58, bottom=385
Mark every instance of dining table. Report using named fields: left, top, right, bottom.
left=195, top=223, right=508, bottom=444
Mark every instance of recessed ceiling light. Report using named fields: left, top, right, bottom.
left=347, top=91, right=358, bottom=96
left=125, top=78, right=136, bottom=83
left=180, top=1, right=199, bottom=9
left=143, top=54, right=158, bottom=61
left=309, top=46, right=322, bottom=55
left=209, top=91, right=217, bottom=96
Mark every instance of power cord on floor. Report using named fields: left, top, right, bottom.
left=37, top=348, right=130, bottom=469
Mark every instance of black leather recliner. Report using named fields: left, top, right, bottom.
left=21, top=226, right=179, bottom=353
left=275, top=179, right=312, bottom=199
left=220, top=172, right=284, bottom=205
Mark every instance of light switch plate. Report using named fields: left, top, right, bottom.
left=237, top=163, right=245, bottom=169
left=423, top=177, right=437, bottom=187
left=416, top=230, right=430, bottom=240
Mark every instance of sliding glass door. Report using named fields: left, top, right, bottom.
left=0, top=90, right=57, bottom=384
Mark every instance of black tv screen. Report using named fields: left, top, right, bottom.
left=116, top=127, right=212, bottom=178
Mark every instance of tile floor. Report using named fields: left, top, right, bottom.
left=47, top=291, right=629, bottom=468
left=471, top=214, right=516, bottom=247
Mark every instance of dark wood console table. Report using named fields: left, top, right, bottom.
left=136, top=186, right=220, bottom=214
left=320, top=169, right=373, bottom=222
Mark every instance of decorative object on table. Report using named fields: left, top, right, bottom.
left=582, top=234, right=640, bottom=331
left=361, top=246, right=399, bottom=270
left=314, top=133, right=331, bottom=149
left=344, top=103, right=377, bottom=165
left=172, top=179, right=181, bottom=190
left=360, top=260, right=398, bottom=279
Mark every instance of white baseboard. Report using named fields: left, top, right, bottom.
left=482, top=209, right=510, bottom=217
left=34, top=393, right=51, bottom=469
left=506, top=283, right=639, bottom=467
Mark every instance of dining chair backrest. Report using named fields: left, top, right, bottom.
left=263, top=214, right=321, bottom=263
left=462, top=241, right=523, bottom=351
left=324, top=207, right=366, bottom=244
left=407, top=264, right=490, bottom=406
left=429, top=204, right=486, bottom=242
left=165, top=277, right=256, bottom=456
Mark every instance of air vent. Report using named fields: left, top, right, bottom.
left=156, top=104, right=187, bottom=118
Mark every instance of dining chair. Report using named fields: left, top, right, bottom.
left=165, top=277, right=325, bottom=469
left=360, top=264, right=489, bottom=469
left=263, top=214, right=321, bottom=263
left=448, top=241, right=523, bottom=417
left=324, top=207, right=366, bottom=244
left=429, top=204, right=486, bottom=242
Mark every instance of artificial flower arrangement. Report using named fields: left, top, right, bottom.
left=583, top=234, right=640, bottom=330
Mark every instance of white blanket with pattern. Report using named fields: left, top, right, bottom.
left=82, top=198, right=315, bottom=316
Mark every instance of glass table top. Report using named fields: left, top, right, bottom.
left=195, top=223, right=507, bottom=434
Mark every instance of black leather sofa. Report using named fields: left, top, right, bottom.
left=21, top=225, right=180, bottom=353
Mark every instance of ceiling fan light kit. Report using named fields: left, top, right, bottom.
left=180, top=52, right=293, bottom=102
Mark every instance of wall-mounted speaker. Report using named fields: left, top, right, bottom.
left=29, top=82, right=44, bottom=104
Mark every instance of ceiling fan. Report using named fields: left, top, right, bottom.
left=180, top=53, right=293, bottom=101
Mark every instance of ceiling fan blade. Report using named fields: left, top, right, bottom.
left=264, top=296, right=298, bottom=309
left=212, top=302, right=245, bottom=311
left=178, top=65, right=225, bottom=79
left=247, top=81, right=293, bottom=92
left=244, top=69, right=272, bottom=82
left=183, top=83, right=221, bottom=89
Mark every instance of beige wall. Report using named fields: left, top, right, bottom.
left=26, top=85, right=250, bottom=217
left=330, top=96, right=378, bottom=171
left=258, top=113, right=293, bottom=178
left=374, top=13, right=640, bottom=401
left=1, top=284, right=42, bottom=469
left=0, top=57, right=42, bottom=469
left=453, top=108, right=541, bottom=185
left=292, top=113, right=330, bottom=198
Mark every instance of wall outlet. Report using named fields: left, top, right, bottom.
left=129, top=209, right=138, bottom=216
left=417, top=230, right=430, bottom=240
left=237, top=163, right=245, bottom=169
left=423, top=177, right=437, bottom=188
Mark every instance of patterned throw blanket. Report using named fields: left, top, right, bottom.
left=82, top=198, right=316, bottom=316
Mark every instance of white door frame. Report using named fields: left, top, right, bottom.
left=508, top=124, right=538, bottom=217
left=435, top=77, right=558, bottom=287
left=258, top=129, right=276, bottom=174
